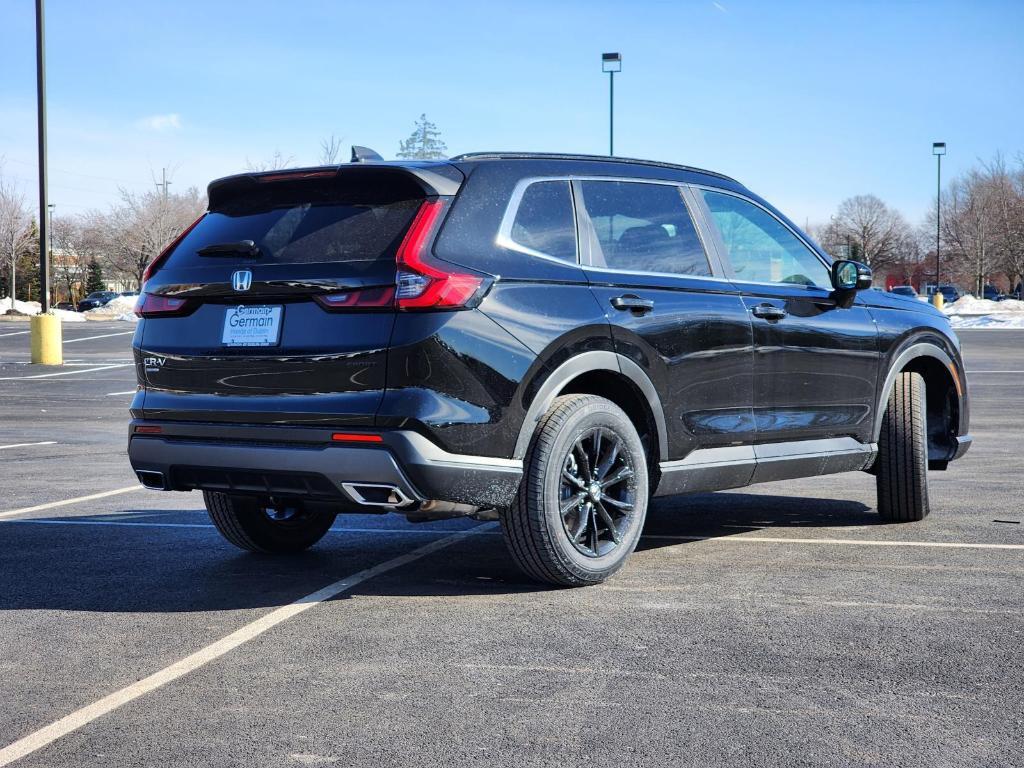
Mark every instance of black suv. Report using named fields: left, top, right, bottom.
left=128, top=151, right=971, bottom=586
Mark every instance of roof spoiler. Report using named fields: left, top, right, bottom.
left=207, top=162, right=463, bottom=209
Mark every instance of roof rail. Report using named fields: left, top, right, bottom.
left=448, top=151, right=739, bottom=183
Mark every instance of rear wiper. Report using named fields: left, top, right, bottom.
left=196, top=240, right=260, bottom=258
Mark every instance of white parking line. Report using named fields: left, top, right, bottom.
left=0, top=487, right=141, bottom=520
left=966, top=370, right=1024, bottom=374
left=106, top=390, right=138, bottom=396
left=0, top=441, right=57, bottom=450
left=0, top=524, right=491, bottom=767
left=0, top=363, right=133, bottom=380
left=63, top=331, right=135, bottom=344
left=0, top=331, right=30, bottom=338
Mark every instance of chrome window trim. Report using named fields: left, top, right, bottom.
left=495, top=177, right=581, bottom=266
left=690, top=184, right=834, bottom=289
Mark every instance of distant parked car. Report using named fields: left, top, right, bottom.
left=981, top=284, right=1003, bottom=301
left=120, top=290, right=140, bottom=298
left=55, top=301, right=76, bottom=311
left=77, top=290, right=119, bottom=312
left=889, top=285, right=918, bottom=298
left=927, top=284, right=963, bottom=304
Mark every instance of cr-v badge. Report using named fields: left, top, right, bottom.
left=232, top=270, right=253, bottom=292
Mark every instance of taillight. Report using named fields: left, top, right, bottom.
left=394, top=199, right=487, bottom=310
left=141, top=213, right=205, bottom=287
left=134, top=293, right=196, bottom=318
left=314, top=286, right=396, bottom=311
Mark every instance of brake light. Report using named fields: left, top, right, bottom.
left=141, top=213, right=205, bottom=287
left=314, top=285, right=396, bottom=311
left=395, top=199, right=486, bottom=310
left=134, top=293, right=195, bottom=318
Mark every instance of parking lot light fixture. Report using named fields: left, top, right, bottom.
left=932, top=142, right=946, bottom=304
left=602, top=53, right=622, bottom=156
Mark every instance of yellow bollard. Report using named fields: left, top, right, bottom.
left=931, top=291, right=944, bottom=310
left=30, top=313, right=63, bottom=365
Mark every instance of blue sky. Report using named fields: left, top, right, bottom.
left=1, top=0, right=1021, bottom=227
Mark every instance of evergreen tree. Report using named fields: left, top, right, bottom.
left=396, top=114, right=448, bottom=160
left=85, top=258, right=105, bottom=294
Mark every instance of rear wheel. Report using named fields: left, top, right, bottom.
left=500, top=394, right=649, bottom=587
left=876, top=371, right=930, bottom=522
left=203, top=492, right=336, bottom=553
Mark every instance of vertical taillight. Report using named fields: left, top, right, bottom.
left=395, top=199, right=486, bottom=310
left=141, top=213, right=206, bottom=288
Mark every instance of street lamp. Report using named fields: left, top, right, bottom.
left=932, top=142, right=946, bottom=297
left=601, top=52, right=621, bottom=156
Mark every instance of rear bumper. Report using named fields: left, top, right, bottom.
left=127, top=421, right=522, bottom=510
left=951, top=434, right=972, bottom=461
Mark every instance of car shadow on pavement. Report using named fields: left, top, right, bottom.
left=0, top=491, right=877, bottom=612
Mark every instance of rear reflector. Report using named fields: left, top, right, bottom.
left=134, top=293, right=195, bottom=318
left=395, top=199, right=486, bottom=310
left=134, top=425, right=163, bottom=434
left=331, top=432, right=384, bottom=443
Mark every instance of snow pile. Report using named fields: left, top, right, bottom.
left=950, top=314, right=1024, bottom=329
left=53, top=307, right=86, bottom=322
left=944, top=296, right=1024, bottom=316
left=84, top=295, right=139, bottom=322
left=0, top=297, right=42, bottom=315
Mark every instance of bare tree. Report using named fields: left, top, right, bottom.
left=939, top=170, right=998, bottom=295
left=830, top=194, right=915, bottom=270
left=984, top=155, right=1024, bottom=293
left=103, top=186, right=206, bottom=288
left=319, top=135, right=344, bottom=165
left=0, top=167, right=36, bottom=303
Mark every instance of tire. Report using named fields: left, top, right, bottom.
left=876, top=371, right=930, bottom=522
left=500, top=394, right=649, bottom=587
left=203, top=492, right=336, bottom=553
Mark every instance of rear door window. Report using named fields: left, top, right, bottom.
left=507, top=180, right=577, bottom=262
left=579, top=180, right=712, bottom=277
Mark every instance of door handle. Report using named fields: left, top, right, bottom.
left=750, top=304, right=788, bottom=320
left=610, top=295, right=655, bottom=314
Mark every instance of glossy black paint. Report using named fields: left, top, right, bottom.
left=130, top=154, right=970, bottom=508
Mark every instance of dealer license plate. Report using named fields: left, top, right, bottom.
left=221, top=305, right=283, bottom=347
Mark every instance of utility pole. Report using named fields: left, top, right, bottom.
left=35, top=0, right=49, bottom=313
left=932, top=142, right=946, bottom=298
left=601, top=53, right=622, bottom=157
left=155, top=167, right=171, bottom=201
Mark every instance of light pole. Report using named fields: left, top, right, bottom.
left=36, top=0, right=49, bottom=313
left=932, top=142, right=946, bottom=296
left=602, top=53, right=621, bottom=156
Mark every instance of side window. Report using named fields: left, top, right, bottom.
left=700, top=190, right=830, bottom=288
left=579, top=181, right=711, bottom=276
left=508, top=180, right=577, bottom=262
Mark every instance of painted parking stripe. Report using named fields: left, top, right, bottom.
left=106, top=390, right=138, bottom=396
left=0, top=524, right=492, bottom=767
left=0, top=441, right=57, bottom=450
left=63, top=331, right=135, bottom=344
left=0, top=363, right=133, bottom=380
left=0, top=487, right=141, bottom=520
left=2, top=516, right=1022, bottom=551
left=0, top=331, right=30, bottom=338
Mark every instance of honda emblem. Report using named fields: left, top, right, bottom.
left=231, top=270, right=253, bottom=292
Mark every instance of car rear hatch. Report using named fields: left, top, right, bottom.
left=136, top=163, right=465, bottom=426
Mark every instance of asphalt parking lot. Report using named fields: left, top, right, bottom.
left=0, top=321, right=1021, bottom=767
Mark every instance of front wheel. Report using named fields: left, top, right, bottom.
left=204, top=492, right=336, bottom=553
left=876, top=371, right=930, bottom=522
left=500, top=394, right=649, bottom=587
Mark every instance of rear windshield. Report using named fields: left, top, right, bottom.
left=165, top=180, right=422, bottom=267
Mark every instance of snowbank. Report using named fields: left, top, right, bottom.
left=950, top=314, right=1024, bottom=329
left=944, top=296, right=1024, bottom=316
left=53, top=308, right=86, bottom=322
left=84, top=295, right=139, bottom=322
left=0, top=297, right=42, bottom=315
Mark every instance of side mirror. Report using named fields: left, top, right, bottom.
left=831, top=260, right=872, bottom=291
left=831, top=260, right=872, bottom=308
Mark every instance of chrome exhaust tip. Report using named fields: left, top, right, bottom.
left=341, top=483, right=415, bottom=508
left=136, top=470, right=167, bottom=490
